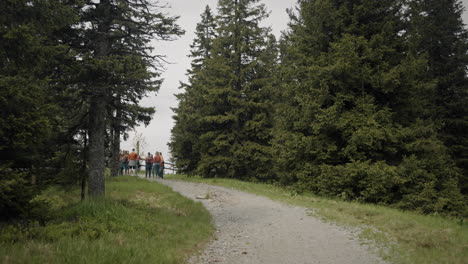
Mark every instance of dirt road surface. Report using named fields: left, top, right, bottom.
left=154, top=178, right=387, bottom=264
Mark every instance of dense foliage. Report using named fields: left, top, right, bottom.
left=406, top=0, right=468, bottom=195
left=0, top=0, right=78, bottom=220
left=171, top=0, right=467, bottom=216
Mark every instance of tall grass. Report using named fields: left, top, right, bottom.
left=166, top=174, right=468, bottom=264
left=0, top=176, right=214, bottom=264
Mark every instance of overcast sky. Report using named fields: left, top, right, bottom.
left=122, top=0, right=468, bottom=161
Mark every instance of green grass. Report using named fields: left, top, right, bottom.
left=0, top=176, right=214, bottom=264
left=166, top=174, right=468, bottom=264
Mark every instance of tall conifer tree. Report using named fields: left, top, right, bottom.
left=73, top=0, right=183, bottom=196
left=170, top=5, right=217, bottom=174
left=171, top=0, right=277, bottom=180
left=407, top=0, right=468, bottom=194
left=274, top=0, right=465, bottom=215
left=195, top=0, right=277, bottom=180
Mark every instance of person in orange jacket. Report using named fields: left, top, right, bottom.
left=128, top=148, right=138, bottom=176
left=152, top=152, right=161, bottom=179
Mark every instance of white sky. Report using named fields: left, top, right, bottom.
left=122, top=0, right=468, bottom=161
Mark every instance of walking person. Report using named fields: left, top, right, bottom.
left=158, top=152, right=165, bottom=179
left=152, top=152, right=161, bottom=179
left=145, top=152, right=153, bottom=178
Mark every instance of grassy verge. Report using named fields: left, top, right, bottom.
left=0, top=176, right=214, bottom=264
left=166, top=174, right=468, bottom=264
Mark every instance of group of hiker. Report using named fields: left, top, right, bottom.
left=119, top=148, right=165, bottom=179
left=144, top=152, right=165, bottom=179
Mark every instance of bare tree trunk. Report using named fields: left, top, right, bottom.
left=110, top=109, right=121, bottom=177
left=81, top=169, right=86, bottom=200
left=81, top=132, right=88, bottom=200
left=88, top=96, right=106, bottom=197
left=87, top=0, right=110, bottom=197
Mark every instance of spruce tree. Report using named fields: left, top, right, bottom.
left=0, top=0, right=77, bottom=219
left=407, top=0, right=468, bottom=194
left=274, top=0, right=465, bottom=215
left=72, top=0, right=183, bottom=196
left=189, top=5, right=218, bottom=72
left=170, top=5, right=217, bottom=174
left=194, top=0, right=277, bottom=180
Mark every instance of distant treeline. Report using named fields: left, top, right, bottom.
left=0, top=0, right=183, bottom=221
left=170, top=0, right=468, bottom=217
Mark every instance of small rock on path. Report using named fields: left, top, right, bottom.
left=152, top=178, right=387, bottom=264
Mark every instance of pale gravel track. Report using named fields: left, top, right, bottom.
left=150, top=177, right=387, bottom=264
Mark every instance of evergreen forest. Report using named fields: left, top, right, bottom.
left=170, top=0, right=468, bottom=217
left=1, top=0, right=467, bottom=223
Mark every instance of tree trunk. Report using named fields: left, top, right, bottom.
left=81, top=131, right=88, bottom=200
left=88, top=96, right=106, bottom=197
left=87, top=0, right=110, bottom=197
left=110, top=109, right=121, bottom=177
left=234, top=0, right=242, bottom=92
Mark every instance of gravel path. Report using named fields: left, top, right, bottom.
left=152, top=178, right=387, bottom=264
